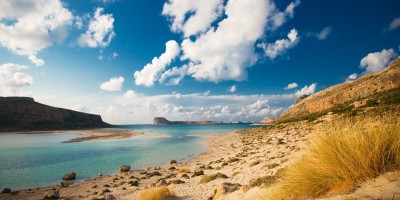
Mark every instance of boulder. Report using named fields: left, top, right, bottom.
left=169, top=160, right=177, bottom=165
left=103, top=194, right=117, bottom=200
left=119, top=165, right=131, bottom=172
left=156, top=179, right=167, bottom=187
left=1, top=188, right=11, bottom=194
left=213, top=182, right=241, bottom=199
left=62, top=172, right=76, bottom=180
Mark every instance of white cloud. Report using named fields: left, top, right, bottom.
left=0, top=63, right=33, bottom=96
left=78, top=8, right=115, bottom=48
left=387, top=17, right=400, bottom=31
left=346, top=73, right=358, bottom=82
left=75, top=16, right=83, bottom=29
left=137, top=0, right=300, bottom=85
left=162, top=0, right=224, bottom=37
left=72, top=104, right=91, bottom=113
left=159, top=65, right=188, bottom=85
left=315, top=26, right=332, bottom=40
left=295, top=83, right=317, bottom=97
left=0, top=0, right=73, bottom=66
left=259, top=28, right=299, bottom=60
left=229, top=85, right=237, bottom=92
left=134, top=40, right=180, bottom=87
left=111, top=90, right=295, bottom=123
left=360, top=48, right=397, bottom=73
left=100, top=76, right=124, bottom=91
left=284, top=82, right=298, bottom=90
left=112, top=52, right=119, bottom=59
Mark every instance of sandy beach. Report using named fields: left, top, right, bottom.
left=1, top=129, right=143, bottom=143
left=1, top=121, right=399, bottom=200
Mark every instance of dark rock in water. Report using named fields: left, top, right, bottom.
left=62, top=172, right=76, bottom=180
left=170, top=160, right=177, bottom=164
left=1, top=188, right=11, bottom=194
left=119, top=165, right=131, bottom=172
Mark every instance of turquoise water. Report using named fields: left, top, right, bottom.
left=0, top=124, right=254, bottom=190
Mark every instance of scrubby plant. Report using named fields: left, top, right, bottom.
left=199, top=173, right=228, bottom=184
left=177, top=168, right=190, bottom=174
left=139, top=186, right=175, bottom=200
left=264, top=112, right=400, bottom=199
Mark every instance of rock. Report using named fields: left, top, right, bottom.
left=128, top=180, right=139, bottom=186
left=156, top=179, right=167, bottom=187
left=147, top=171, right=162, bottom=178
left=275, top=138, right=284, bottom=145
left=170, top=160, right=177, bottom=165
left=213, top=183, right=241, bottom=199
left=119, top=165, right=131, bottom=172
left=98, top=173, right=103, bottom=177
left=62, top=172, right=76, bottom=180
left=169, top=179, right=185, bottom=184
left=181, top=173, right=190, bottom=179
left=1, top=188, right=11, bottom=194
left=154, top=166, right=161, bottom=170
left=103, top=194, right=117, bottom=200
left=42, top=190, right=59, bottom=200
left=61, top=181, right=74, bottom=187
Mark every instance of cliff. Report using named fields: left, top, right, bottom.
left=278, top=57, right=400, bottom=121
left=153, top=117, right=216, bottom=125
left=0, top=97, right=112, bottom=132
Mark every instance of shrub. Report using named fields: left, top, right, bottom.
left=139, top=186, right=175, bottom=200
left=267, top=112, right=400, bottom=199
left=199, top=173, right=228, bottom=184
left=227, top=157, right=240, bottom=163
left=177, top=168, right=190, bottom=174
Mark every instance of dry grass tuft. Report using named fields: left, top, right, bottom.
left=139, top=186, right=175, bottom=200
left=176, top=168, right=190, bottom=174
left=265, top=112, right=400, bottom=199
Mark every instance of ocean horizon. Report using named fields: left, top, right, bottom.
left=0, top=124, right=256, bottom=191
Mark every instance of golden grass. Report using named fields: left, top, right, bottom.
left=139, top=186, right=175, bottom=200
left=176, top=168, right=190, bottom=174
left=264, top=112, right=400, bottom=199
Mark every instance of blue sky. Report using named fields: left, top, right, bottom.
left=0, top=0, right=399, bottom=124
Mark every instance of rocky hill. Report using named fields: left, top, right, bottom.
left=153, top=117, right=216, bottom=125
left=277, top=57, right=400, bottom=122
left=0, top=97, right=112, bottom=132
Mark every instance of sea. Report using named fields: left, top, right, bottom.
left=0, top=124, right=256, bottom=191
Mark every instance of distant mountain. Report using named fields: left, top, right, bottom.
left=153, top=117, right=217, bottom=125
left=0, top=97, right=112, bottom=132
left=277, top=57, right=400, bottom=122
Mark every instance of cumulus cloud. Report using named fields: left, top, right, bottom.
left=141, top=0, right=300, bottom=85
left=72, top=104, right=91, bottom=113
left=295, top=83, right=317, bottom=97
left=100, top=76, right=124, bottom=91
left=360, top=48, right=397, bottom=73
left=0, top=0, right=73, bottom=66
left=134, top=40, right=180, bottom=87
left=259, top=28, right=299, bottom=60
left=78, top=8, right=115, bottom=48
left=162, top=0, right=224, bottom=37
left=159, top=65, right=188, bottom=85
left=284, top=82, right=298, bottom=90
left=0, top=63, right=33, bottom=96
left=346, top=73, right=358, bottom=82
left=229, top=85, right=237, bottom=92
left=387, top=17, right=400, bottom=32
left=112, top=89, right=295, bottom=123
left=313, top=26, right=332, bottom=40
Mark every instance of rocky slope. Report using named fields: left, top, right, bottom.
left=278, top=57, right=400, bottom=121
left=0, top=97, right=111, bottom=132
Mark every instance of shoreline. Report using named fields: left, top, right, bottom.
left=0, top=129, right=143, bottom=142
left=0, top=124, right=313, bottom=199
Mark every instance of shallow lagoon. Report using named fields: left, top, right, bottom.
left=0, top=124, right=255, bottom=190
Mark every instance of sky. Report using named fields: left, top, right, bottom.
left=0, top=0, right=399, bottom=124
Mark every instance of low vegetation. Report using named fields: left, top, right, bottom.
left=139, top=186, right=175, bottom=200
left=199, top=173, right=228, bottom=184
left=263, top=111, right=400, bottom=199
left=177, top=168, right=190, bottom=174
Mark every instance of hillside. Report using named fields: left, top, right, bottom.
left=277, top=57, right=400, bottom=122
left=0, top=97, right=112, bottom=132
